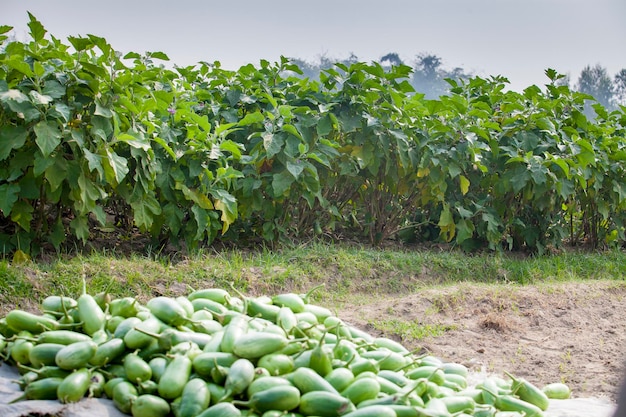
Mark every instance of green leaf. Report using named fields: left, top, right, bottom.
left=238, top=111, right=265, bottom=126
left=117, top=132, right=151, bottom=151
left=179, top=184, right=214, bottom=209
left=78, top=172, right=105, bottom=208
left=188, top=113, right=212, bottom=132
left=0, top=183, right=20, bottom=216
left=575, top=138, right=596, bottom=166
left=211, top=189, right=238, bottom=234
left=29, top=90, right=53, bottom=105
left=19, top=172, right=39, bottom=199
left=455, top=218, right=475, bottom=244
left=131, top=191, right=162, bottom=230
left=34, top=120, right=62, bottom=157
left=7, top=56, right=33, bottom=77
left=338, top=113, right=362, bottom=133
left=215, top=122, right=239, bottom=136
left=286, top=160, right=304, bottom=179
left=68, top=36, right=94, bottom=51
left=447, top=162, right=462, bottom=179
left=27, top=12, right=47, bottom=42
left=282, top=124, right=302, bottom=139
left=190, top=205, right=210, bottom=241
left=459, top=175, right=470, bottom=195
left=83, top=149, right=104, bottom=179
left=42, top=80, right=65, bottom=99
left=34, top=152, right=55, bottom=176
left=278, top=105, right=292, bottom=118
left=147, top=51, right=169, bottom=61
left=153, top=137, right=177, bottom=159
left=11, top=200, right=33, bottom=232
left=70, top=215, right=89, bottom=242
left=163, top=202, right=184, bottom=236
left=45, top=156, right=68, bottom=192
left=456, top=205, right=473, bottom=219
left=216, top=166, right=244, bottom=180
left=0, top=126, right=28, bottom=160
left=317, top=114, right=333, bottom=136
left=437, top=203, right=455, bottom=242
left=123, top=52, right=142, bottom=60
left=509, top=167, right=530, bottom=193
left=272, top=170, right=294, bottom=197
left=48, top=217, right=66, bottom=250
left=104, top=149, right=129, bottom=185
left=95, top=102, right=113, bottom=118
left=0, top=25, right=13, bottom=35
left=51, top=103, right=71, bottom=123
left=34, top=63, right=45, bottom=78
left=0, top=89, right=29, bottom=104
left=220, top=140, right=243, bottom=159
left=263, top=132, right=283, bottom=158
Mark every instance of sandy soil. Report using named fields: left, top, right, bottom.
left=337, top=280, right=626, bottom=402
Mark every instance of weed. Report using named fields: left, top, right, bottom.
left=368, top=318, right=457, bottom=341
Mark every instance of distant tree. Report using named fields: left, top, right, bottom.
left=286, top=53, right=359, bottom=81
left=613, top=69, right=626, bottom=107
left=576, top=64, right=614, bottom=115
left=410, top=53, right=471, bottom=99
left=380, top=52, right=403, bottom=69
left=287, top=57, right=321, bottom=80
left=554, top=73, right=571, bottom=88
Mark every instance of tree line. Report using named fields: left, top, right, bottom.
left=290, top=52, right=626, bottom=114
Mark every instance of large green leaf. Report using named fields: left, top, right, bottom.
left=238, top=111, right=265, bottom=126
left=27, top=12, right=47, bottom=42
left=7, top=56, right=34, bottom=77
left=179, top=184, right=213, bottom=209
left=29, top=90, right=53, bottom=105
left=70, top=215, right=89, bottom=242
left=33, top=120, right=61, bottom=157
left=455, top=218, right=475, bottom=244
left=263, top=132, right=283, bottom=158
left=211, top=189, right=237, bottom=234
left=0, top=183, right=20, bottom=216
left=437, top=203, right=455, bottom=242
left=48, top=217, right=66, bottom=250
left=0, top=89, right=29, bottom=105
left=83, top=149, right=104, bottom=180
left=131, top=191, right=162, bottom=230
left=286, top=160, right=304, bottom=179
left=190, top=205, right=210, bottom=241
left=103, top=149, right=129, bottom=185
left=45, top=156, right=68, bottom=192
left=11, top=200, right=33, bottom=232
left=317, top=114, right=333, bottom=136
left=272, top=170, right=294, bottom=197
left=282, top=124, right=302, bottom=140
left=0, top=126, right=28, bottom=160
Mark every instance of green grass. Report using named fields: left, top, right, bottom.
left=368, top=318, right=458, bottom=341
left=0, top=242, right=624, bottom=314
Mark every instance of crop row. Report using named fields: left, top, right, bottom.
left=1, top=16, right=625, bottom=255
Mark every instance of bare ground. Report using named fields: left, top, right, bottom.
left=337, top=280, right=626, bottom=403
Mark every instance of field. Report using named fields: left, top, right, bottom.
left=339, top=280, right=626, bottom=401
left=2, top=15, right=626, bottom=415
left=1, top=243, right=624, bottom=403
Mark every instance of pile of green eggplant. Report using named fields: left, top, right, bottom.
left=0, top=283, right=571, bottom=417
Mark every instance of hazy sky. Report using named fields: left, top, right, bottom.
left=4, top=0, right=626, bottom=91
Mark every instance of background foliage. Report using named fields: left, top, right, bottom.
left=1, top=16, right=625, bottom=256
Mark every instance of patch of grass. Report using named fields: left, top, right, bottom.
left=0, top=242, right=624, bottom=314
left=369, top=318, right=458, bottom=341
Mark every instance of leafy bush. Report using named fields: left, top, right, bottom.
left=1, top=16, right=624, bottom=256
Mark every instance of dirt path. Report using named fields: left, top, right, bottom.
left=337, top=280, right=626, bottom=402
